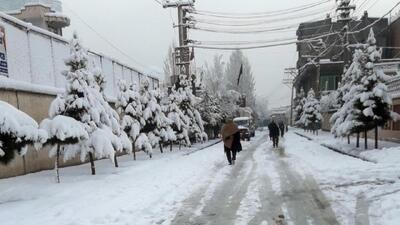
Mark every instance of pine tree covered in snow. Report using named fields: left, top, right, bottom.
left=167, top=87, right=191, bottom=147
left=330, top=29, right=395, bottom=145
left=140, top=78, right=175, bottom=154
left=175, top=75, right=208, bottom=144
left=49, top=33, right=129, bottom=174
left=40, top=115, right=88, bottom=182
left=299, top=89, right=322, bottom=132
left=0, top=101, right=47, bottom=164
left=197, top=91, right=224, bottom=138
left=116, top=80, right=151, bottom=160
left=294, top=88, right=306, bottom=126
left=352, top=29, right=395, bottom=147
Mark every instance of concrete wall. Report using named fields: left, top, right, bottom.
left=0, top=90, right=86, bottom=179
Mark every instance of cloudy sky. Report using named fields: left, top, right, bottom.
left=61, top=0, right=399, bottom=108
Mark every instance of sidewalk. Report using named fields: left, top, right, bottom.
left=293, top=128, right=400, bottom=164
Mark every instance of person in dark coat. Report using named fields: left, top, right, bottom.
left=268, top=120, right=280, bottom=148
left=221, top=120, right=242, bottom=165
left=278, top=121, right=285, bottom=138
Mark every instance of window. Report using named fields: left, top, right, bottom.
left=393, top=105, right=400, bottom=130
left=320, top=75, right=338, bottom=91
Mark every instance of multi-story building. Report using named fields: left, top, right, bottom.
left=0, top=0, right=70, bottom=35
left=295, top=11, right=389, bottom=96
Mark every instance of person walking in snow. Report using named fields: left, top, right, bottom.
left=221, top=119, right=242, bottom=165
left=278, top=121, right=285, bottom=138
left=268, top=119, right=280, bottom=148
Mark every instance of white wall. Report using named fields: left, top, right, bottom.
left=1, top=16, right=159, bottom=98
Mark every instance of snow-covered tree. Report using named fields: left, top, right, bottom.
left=177, top=76, right=208, bottom=143
left=197, top=91, right=224, bottom=138
left=224, top=50, right=256, bottom=109
left=154, top=89, right=176, bottom=152
left=0, top=101, right=47, bottom=165
left=167, top=87, right=191, bottom=147
left=299, top=89, right=322, bottom=133
left=49, top=33, right=129, bottom=174
left=352, top=29, right=395, bottom=148
left=330, top=49, right=366, bottom=138
left=163, top=43, right=176, bottom=87
left=204, top=54, right=226, bottom=98
left=116, top=80, right=151, bottom=160
left=330, top=29, right=397, bottom=148
left=40, top=116, right=88, bottom=182
left=140, top=78, right=175, bottom=154
left=294, top=88, right=306, bottom=126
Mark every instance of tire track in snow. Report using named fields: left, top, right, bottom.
left=170, top=136, right=267, bottom=225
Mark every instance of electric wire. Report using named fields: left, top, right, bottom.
left=63, top=3, right=150, bottom=72
left=188, top=6, right=335, bottom=27
left=189, top=0, right=332, bottom=19
left=189, top=1, right=400, bottom=50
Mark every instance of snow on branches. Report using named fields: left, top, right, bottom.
left=299, top=89, right=322, bottom=131
left=48, top=33, right=130, bottom=173
left=0, top=101, right=47, bottom=164
left=331, top=29, right=396, bottom=138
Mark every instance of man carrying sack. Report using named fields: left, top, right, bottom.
left=221, top=119, right=242, bottom=165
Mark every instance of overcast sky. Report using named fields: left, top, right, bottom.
left=61, top=0, right=399, bottom=108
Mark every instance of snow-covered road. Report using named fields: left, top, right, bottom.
left=170, top=134, right=339, bottom=225
left=1, top=130, right=400, bottom=225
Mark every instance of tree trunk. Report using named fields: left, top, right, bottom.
left=55, top=145, right=60, bottom=183
left=364, top=129, right=368, bottom=150
left=347, top=135, right=350, bottom=144
left=159, top=142, right=163, bottom=153
left=356, top=133, right=360, bottom=148
left=114, top=153, right=119, bottom=168
left=170, top=141, right=173, bottom=152
left=132, top=144, right=136, bottom=161
left=88, top=152, right=96, bottom=175
left=375, top=125, right=378, bottom=149
left=179, top=141, right=182, bottom=150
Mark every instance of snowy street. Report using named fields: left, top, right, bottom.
left=2, top=130, right=400, bottom=225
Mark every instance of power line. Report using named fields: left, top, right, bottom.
left=153, top=0, right=163, bottom=6
left=189, top=0, right=332, bottom=18
left=188, top=7, right=334, bottom=27
left=189, top=1, right=400, bottom=51
left=63, top=3, right=149, bottom=72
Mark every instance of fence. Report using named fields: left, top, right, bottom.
left=0, top=12, right=159, bottom=98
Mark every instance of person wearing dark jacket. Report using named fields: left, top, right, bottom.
left=221, top=120, right=242, bottom=165
left=268, top=120, right=280, bottom=148
left=278, top=121, right=285, bottom=138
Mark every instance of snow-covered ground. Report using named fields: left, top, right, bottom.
left=286, top=129, right=400, bottom=225
left=1, top=130, right=400, bottom=225
left=0, top=140, right=227, bottom=225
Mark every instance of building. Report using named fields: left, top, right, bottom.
left=0, top=0, right=70, bottom=35
left=295, top=12, right=389, bottom=97
left=378, top=15, right=400, bottom=141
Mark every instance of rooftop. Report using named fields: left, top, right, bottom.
left=0, top=0, right=62, bottom=13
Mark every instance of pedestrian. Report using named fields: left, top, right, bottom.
left=268, top=119, right=280, bottom=148
left=221, top=119, right=242, bottom=165
left=278, top=121, right=285, bottom=138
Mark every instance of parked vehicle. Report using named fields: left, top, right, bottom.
left=233, top=117, right=255, bottom=141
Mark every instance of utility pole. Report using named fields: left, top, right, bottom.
left=283, top=67, right=297, bottom=126
left=163, top=0, right=195, bottom=91
left=336, top=0, right=356, bottom=66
